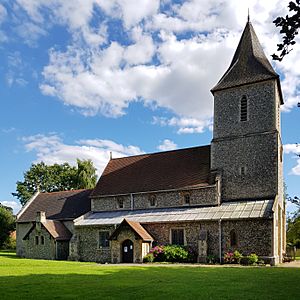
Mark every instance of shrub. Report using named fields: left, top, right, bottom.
left=146, top=245, right=192, bottom=263
left=143, top=253, right=154, bottom=263
left=240, top=253, right=259, bottom=266
left=162, top=245, right=189, bottom=262
left=233, top=250, right=243, bottom=263
left=224, top=251, right=235, bottom=263
left=224, top=250, right=243, bottom=264
left=240, top=256, right=250, bottom=265
left=207, top=254, right=218, bottom=264
left=248, top=253, right=258, bottom=265
left=149, top=245, right=164, bottom=261
left=2, top=236, right=16, bottom=250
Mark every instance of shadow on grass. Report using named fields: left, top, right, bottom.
left=1, top=267, right=300, bottom=300
left=0, top=251, right=18, bottom=259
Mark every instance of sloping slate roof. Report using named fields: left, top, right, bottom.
left=42, top=220, right=72, bottom=241
left=211, top=21, right=282, bottom=101
left=75, top=200, right=274, bottom=226
left=18, top=189, right=92, bottom=222
left=109, top=219, right=153, bottom=242
left=91, top=146, right=211, bottom=197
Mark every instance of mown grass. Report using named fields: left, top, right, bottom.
left=1, top=252, right=300, bottom=300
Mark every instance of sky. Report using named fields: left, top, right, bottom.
left=0, top=0, right=299, bottom=214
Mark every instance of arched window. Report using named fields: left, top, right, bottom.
left=149, top=195, right=156, bottom=207
left=117, top=197, right=124, bottom=209
left=230, top=229, right=237, bottom=247
left=183, top=193, right=190, bottom=205
left=240, top=96, right=248, bottom=122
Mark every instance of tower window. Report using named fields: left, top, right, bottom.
left=239, top=166, right=247, bottom=176
left=240, top=96, right=248, bottom=122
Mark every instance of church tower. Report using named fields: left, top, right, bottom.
left=211, top=20, right=284, bottom=204
left=211, top=20, right=286, bottom=262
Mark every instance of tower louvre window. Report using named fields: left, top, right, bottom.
left=240, top=96, right=248, bottom=122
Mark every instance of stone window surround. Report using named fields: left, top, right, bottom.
left=181, top=192, right=191, bottom=206
left=116, top=197, right=124, bottom=209
left=169, top=227, right=186, bottom=246
left=148, top=194, right=157, bottom=207
left=97, top=230, right=110, bottom=249
left=239, top=166, right=247, bottom=176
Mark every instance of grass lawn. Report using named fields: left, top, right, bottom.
left=1, top=252, right=300, bottom=299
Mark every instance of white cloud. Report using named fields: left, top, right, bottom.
left=153, top=116, right=212, bottom=134
left=22, top=134, right=144, bottom=177
left=1, top=201, right=22, bottom=215
left=10, top=0, right=300, bottom=124
left=0, top=4, right=7, bottom=24
left=284, top=144, right=300, bottom=175
left=157, top=139, right=177, bottom=151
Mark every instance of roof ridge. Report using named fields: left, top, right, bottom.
left=111, top=144, right=211, bottom=161
left=41, top=188, right=92, bottom=195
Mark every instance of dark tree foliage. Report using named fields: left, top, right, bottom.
left=272, top=0, right=300, bottom=61
left=286, top=194, right=300, bottom=247
left=13, top=159, right=97, bottom=206
left=0, top=205, right=15, bottom=249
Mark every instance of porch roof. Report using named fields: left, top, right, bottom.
left=75, top=199, right=274, bottom=226
left=109, top=219, right=153, bottom=242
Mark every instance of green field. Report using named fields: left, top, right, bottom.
left=1, top=252, right=300, bottom=299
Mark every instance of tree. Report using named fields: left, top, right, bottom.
left=12, top=160, right=97, bottom=206
left=76, top=159, right=97, bottom=189
left=0, top=205, right=15, bottom=249
left=272, top=0, right=300, bottom=61
left=286, top=193, right=300, bottom=247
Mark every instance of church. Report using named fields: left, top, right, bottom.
left=16, top=20, right=286, bottom=265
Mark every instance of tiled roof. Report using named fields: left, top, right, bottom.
left=109, top=219, right=153, bottom=242
left=17, top=189, right=92, bottom=222
left=91, top=145, right=211, bottom=197
left=23, top=220, right=72, bottom=241
left=211, top=22, right=283, bottom=104
left=75, top=199, right=274, bottom=226
left=42, top=220, right=72, bottom=241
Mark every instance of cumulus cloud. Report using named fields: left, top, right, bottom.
left=22, top=134, right=144, bottom=176
left=6, top=0, right=299, bottom=128
left=284, top=144, right=300, bottom=175
left=157, top=139, right=177, bottom=151
left=153, top=116, right=212, bottom=134
left=1, top=200, right=22, bottom=214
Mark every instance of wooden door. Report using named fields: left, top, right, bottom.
left=122, top=239, right=134, bottom=263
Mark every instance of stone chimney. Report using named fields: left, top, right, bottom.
left=36, top=211, right=46, bottom=223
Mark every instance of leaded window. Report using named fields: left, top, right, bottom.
left=99, top=231, right=110, bottom=248
left=171, top=229, right=184, bottom=245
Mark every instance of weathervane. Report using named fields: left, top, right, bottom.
left=247, top=8, right=250, bottom=22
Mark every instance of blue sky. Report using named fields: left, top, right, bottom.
left=0, top=0, right=299, bottom=214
